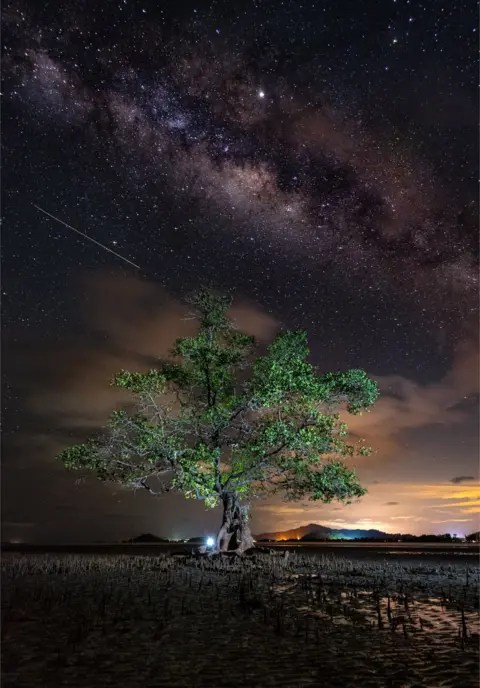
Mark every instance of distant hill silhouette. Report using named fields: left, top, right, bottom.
left=255, top=523, right=392, bottom=541
left=255, top=523, right=391, bottom=541
left=255, top=523, right=473, bottom=542
left=124, top=533, right=169, bottom=543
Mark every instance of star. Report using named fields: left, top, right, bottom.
left=258, top=90, right=265, bottom=99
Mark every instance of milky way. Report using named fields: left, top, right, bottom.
left=3, top=1, right=477, bottom=336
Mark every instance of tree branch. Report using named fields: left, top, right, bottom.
left=131, top=478, right=167, bottom=496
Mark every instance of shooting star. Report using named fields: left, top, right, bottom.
left=34, top=204, right=141, bottom=270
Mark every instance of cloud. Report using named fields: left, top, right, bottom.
left=432, top=500, right=480, bottom=509
left=395, top=484, right=480, bottom=516
left=81, top=273, right=279, bottom=358
left=451, top=476, right=476, bottom=485
left=405, top=484, right=480, bottom=501
left=247, top=480, right=480, bottom=535
left=319, top=518, right=391, bottom=531
left=346, top=331, right=479, bottom=459
left=462, top=507, right=480, bottom=515
left=2, top=277, right=280, bottom=543
left=7, top=272, right=280, bottom=457
left=255, top=504, right=312, bottom=515
left=252, top=481, right=480, bottom=533
left=392, top=484, right=480, bottom=516
left=2, top=522, right=36, bottom=528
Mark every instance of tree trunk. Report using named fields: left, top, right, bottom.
left=216, top=493, right=255, bottom=554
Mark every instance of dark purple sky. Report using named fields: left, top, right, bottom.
left=2, top=0, right=478, bottom=542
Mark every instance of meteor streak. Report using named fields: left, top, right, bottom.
left=34, top=205, right=141, bottom=270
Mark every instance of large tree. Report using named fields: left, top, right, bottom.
left=58, top=290, right=379, bottom=553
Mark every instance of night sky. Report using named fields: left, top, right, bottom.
left=2, top=0, right=479, bottom=543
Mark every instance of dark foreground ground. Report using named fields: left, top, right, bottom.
left=2, top=551, right=479, bottom=687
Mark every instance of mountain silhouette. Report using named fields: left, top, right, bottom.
left=255, top=523, right=389, bottom=541
left=125, top=533, right=169, bottom=543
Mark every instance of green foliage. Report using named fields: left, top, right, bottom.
left=281, top=460, right=367, bottom=503
left=56, top=289, right=379, bottom=511
left=113, top=369, right=167, bottom=395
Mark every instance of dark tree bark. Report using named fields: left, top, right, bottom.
left=216, top=493, right=255, bottom=554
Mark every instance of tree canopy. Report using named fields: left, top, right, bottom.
left=58, top=289, right=379, bottom=541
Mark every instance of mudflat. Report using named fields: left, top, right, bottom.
left=2, top=552, right=479, bottom=687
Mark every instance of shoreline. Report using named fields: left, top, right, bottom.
left=3, top=541, right=478, bottom=568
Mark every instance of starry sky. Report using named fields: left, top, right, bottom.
left=2, top=0, right=479, bottom=543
